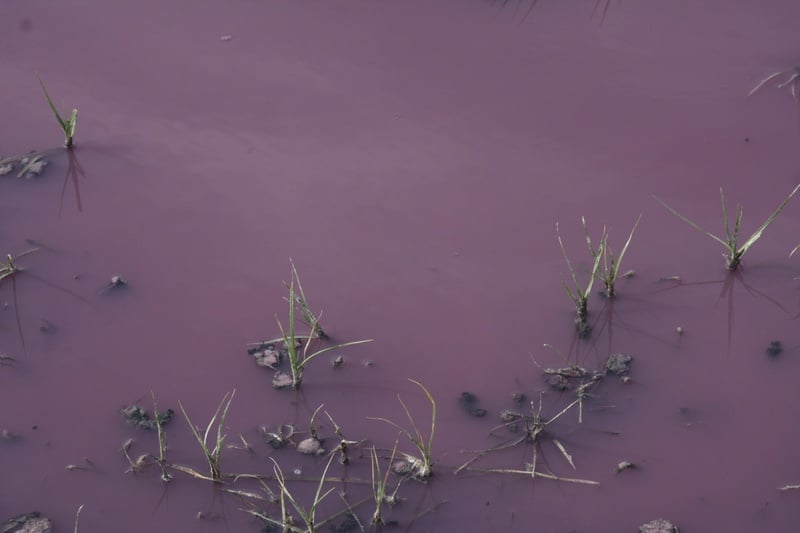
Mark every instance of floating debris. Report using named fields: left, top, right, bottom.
left=16, top=155, right=48, bottom=179
left=766, top=340, right=783, bottom=357
left=120, top=405, right=173, bottom=430
left=605, top=353, right=633, bottom=376
left=0, top=160, right=14, bottom=176
left=1, top=511, right=53, bottom=533
left=615, top=460, right=636, bottom=473
left=639, top=518, right=679, bottom=533
left=261, top=424, right=294, bottom=449
left=332, top=355, right=344, bottom=367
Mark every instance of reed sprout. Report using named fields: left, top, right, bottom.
left=654, top=185, right=800, bottom=270
left=598, top=215, right=641, bottom=298
left=37, top=74, right=77, bottom=149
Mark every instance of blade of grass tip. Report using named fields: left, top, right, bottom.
left=739, top=183, right=800, bottom=254
left=557, top=224, right=581, bottom=292
left=584, top=239, right=604, bottom=296
left=68, top=109, right=78, bottom=138
left=612, top=214, right=641, bottom=278
left=552, top=439, right=576, bottom=470
left=309, top=454, right=337, bottom=521
left=37, top=74, right=68, bottom=130
left=747, top=71, right=785, bottom=96
left=301, top=339, right=373, bottom=367
left=74, top=504, right=84, bottom=533
left=397, top=396, right=425, bottom=454
left=653, top=195, right=728, bottom=247
left=409, top=379, right=436, bottom=456
left=721, top=188, right=733, bottom=246
left=214, top=390, right=235, bottom=456
left=791, top=244, right=800, bottom=257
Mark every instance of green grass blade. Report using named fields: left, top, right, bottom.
left=738, top=183, right=800, bottom=254
left=301, top=339, right=373, bottom=368
left=653, top=195, right=729, bottom=247
left=37, top=74, right=68, bottom=130
left=409, top=379, right=436, bottom=456
left=609, top=214, right=641, bottom=279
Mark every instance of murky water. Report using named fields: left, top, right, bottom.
left=2, top=1, right=800, bottom=531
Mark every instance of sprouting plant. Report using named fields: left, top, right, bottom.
left=557, top=221, right=604, bottom=330
left=370, top=379, right=436, bottom=480
left=370, top=442, right=402, bottom=526
left=177, top=390, right=235, bottom=481
left=272, top=275, right=372, bottom=389
left=324, top=411, right=359, bottom=465
left=654, top=184, right=800, bottom=270
left=597, top=215, right=641, bottom=298
left=37, top=74, right=77, bottom=149
left=0, top=248, right=39, bottom=284
left=287, top=259, right=327, bottom=339
left=151, top=392, right=173, bottom=483
left=748, top=66, right=800, bottom=103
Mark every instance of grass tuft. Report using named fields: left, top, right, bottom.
left=654, top=185, right=800, bottom=270
left=370, top=379, right=436, bottom=480
left=178, top=390, right=235, bottom=481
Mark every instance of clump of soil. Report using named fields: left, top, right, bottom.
left=543, top=365, right=602, bottom=391
left=121, top=405, right=174, bottom=430
left=249, top=343, right=282, bottom=368
left=459, top=392, right=487, bottom=417
left=639, top=518, right=679, bottom=532
left=766, top=340, right=783, bottom=357
left=271, top=371, right=294, bottom=389
left=605, top=353, right=633, bottom=376
left=1, top=512, right=52, bottom=533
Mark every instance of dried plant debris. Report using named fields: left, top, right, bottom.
left=543, top=365, right=603, bottom=391
left=458, top=392, right=487, bottom=417
left=17, top=156, right=48, bottom=179
left=121, top=404, right=174, bottom=430
left=766, top=340, right=783, bottom=357
left=605, top=353, right=633, bottom=376
left=639, top=518, right=679, bottom=533
left=1, top=512, right=53, bottom=533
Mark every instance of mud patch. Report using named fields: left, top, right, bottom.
left=120, top=404, right=174, bottom=430
left=1, top=512, right=53, bottom=533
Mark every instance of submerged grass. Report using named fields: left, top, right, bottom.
left=178, top=390, right=235, bottom=481
left=370, top=379, right=436, bottom=480
left=37, top=74, right=77, bottom=149
left=370, top=442, right=401, bottom=526
left=654, top=184, right=800, bottom=270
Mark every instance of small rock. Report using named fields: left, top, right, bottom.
left=1, top=512, right=53, bottom=533
left=605, top=353, right=633, bottom=376
left=249, top=344, right=282, bottom=368
left=296, top=437, right=322, bottom=455
left=391, top=460, right=412, bottom=476
left=639, top=518, right=679, bottom=533
left=332, top=355, right=344, bottom=367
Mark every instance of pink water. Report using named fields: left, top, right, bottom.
left=3, top=1, right=800, bottom=531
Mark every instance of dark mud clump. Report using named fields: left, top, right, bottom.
left=1, top=512, right=53, bottom=533
left=639, top=518, right=679, bottom=533
left=605, top=353, right=633, bottom=376
left=459, top=392, right=487, bottom=417
left=766, top=340, right=783, bottom=357
left=121, top=405, right=174, bottom=430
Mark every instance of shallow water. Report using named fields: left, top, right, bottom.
left=2, top=1, right=800, bottom=531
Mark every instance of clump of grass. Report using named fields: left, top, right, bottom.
left=654, top=185, right=800, bottom=270
left=37, top=74, right=77, bottom=149
left=370, top=379, right=436, bottom=480
left=287, top=260, right=327, bottom=339
left=272, top=274, right=372, bottom=389
left=557, top=221, right=604, bottom=333
left=0, top=248, right=39, bottom=284
left=151, top=393, right=173, bottom=483
left=177, top=390, right=235, bottom=481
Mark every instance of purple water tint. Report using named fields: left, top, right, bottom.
left=2, top=0, right=800, bottom=531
